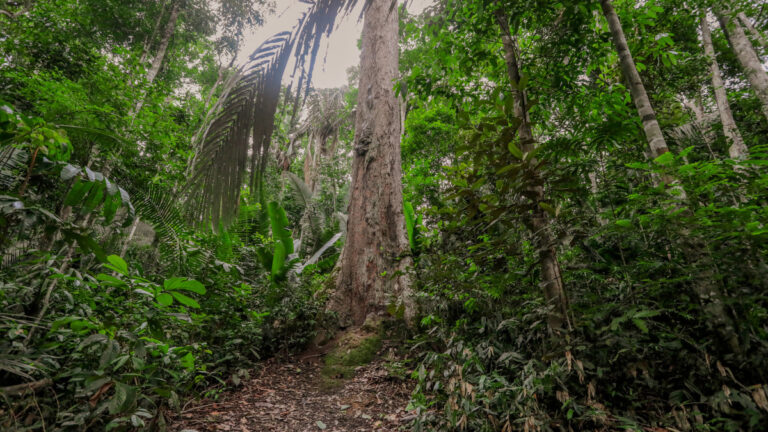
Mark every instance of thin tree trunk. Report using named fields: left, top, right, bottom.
left=737, top=11, right=768, bottom=49
left=146, top=2, right=179, bottom=87
left=495, top=9, right=569, bottom=333
left=138, top=0, right=168, bottom=67
left=304, top=133, right=315, bottom=190
left=133, top=1, right=180, bottom=116
left=717, top=9, right=768, bottom=123
left=120, top=216, right=141, bottom=257
left=600, top=0, right=670, bottom=159
left=330, top=0, right=413, bottom=327
left=701, top=14, right=749, bottom=159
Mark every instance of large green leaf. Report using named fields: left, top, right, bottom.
left=102, top=190, right=122, bottom=223
left=165, top=277, right=206, bottom=295
left=106, top=255, right=128, bottom=274
left=64, top=179, right=94, bottom=206
left=271, top=241, right=287, bottom=279
left=170, top=291, right=200, bottom=309
left=268, top=201, right=293, bottom=255
left=81, top=181, right=106, bottom=214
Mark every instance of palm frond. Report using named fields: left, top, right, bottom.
left=295, top=231, right=343, bottom=274
left=128, top=183, right=190, bottom=271
left=283, top=171, right=314, bottom=209
left=187, top=0, right=360, bottom=229
left=0, top=146, right=27, bottom=190
left=666, top=112, right=719, bottom=143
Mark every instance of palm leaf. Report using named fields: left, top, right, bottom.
left=187, top=0, right=361, bottom=229
left=127, top=183, right=189, bottom=271
left=295, top=231, right=343, bottom=274
left=283, top=171, right=314, bottom=209
left=0, top=146, right=27, bottom=190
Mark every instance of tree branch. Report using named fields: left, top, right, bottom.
left=0, top=379, right=52, bottom=396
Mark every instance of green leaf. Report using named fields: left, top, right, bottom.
left=108, top=382, right=136, bottom=415
left=256, top=247, right=273, bottom=271
left=81, top=181, right=105, bottom=214
left=173, top=279, right=206, bottom=295
left=107, top=255, right=128, bottom=274
left=404, top=200, right=417, bottom=251
left=163, top=277, right=185, bottom=291
left=75, top=234, right=107, bottom=262
left=268, top=201, right=293, bottom=255
left=633, top=310, right=661, bottom=319
left=170, top=291, right=200, bottom=309
left=156, top=293, right=173, bottom=307
left=625, top=162, right=648, bottom=170
left=316, top=421, right=327, bottom=430
left=96, top=273, right=126, bottom=287
left=272, top=241, right=287, bottom=278
left=102, top=190, right=121, bottom=224
left=507, top=141, right=523, bottom=159
left=653, top=151, right=675, bottom=166
left=632, top=318, right=649, bottom=333
left=615, top=219, right=632, bottom=228
left=180, top=352, right=195, bottom=371
left=64, top=179, right=93, bottom=206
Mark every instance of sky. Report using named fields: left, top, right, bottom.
left=239, top=0, right=434, bottom=89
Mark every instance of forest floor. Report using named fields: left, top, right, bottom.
left=170, top=331, right=416, bottom=432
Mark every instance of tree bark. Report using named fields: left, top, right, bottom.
left=138, top=0, right=168, bottom=67
left=120, top=216, right=141, bottom=257
left=717, top=9, right=768, bottom=123
left=701, top=14, right=749, bottom=159
left=0, top=378, right=52, bottom=396
left=330, top=0, right=413, bottom=327
left=600, top=0, right=670, bottom=159
left=495, top=9, right=569, bottom=333
left=133, top=1, right=179, bottom=116
left=737, top=11, right=768, bottom=50
left=146, top=2, right=179, bottom=87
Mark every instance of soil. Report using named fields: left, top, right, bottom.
left=169, top=339, right=415, bottom=432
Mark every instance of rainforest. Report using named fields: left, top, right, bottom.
left=1, top=0, right=768, bottom=431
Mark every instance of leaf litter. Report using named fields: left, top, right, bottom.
left=170, top=342, right=414, bottom=432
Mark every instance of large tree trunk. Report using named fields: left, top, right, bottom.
left=600, top=0, right=670, bottom=159
left=717, top=9, right=768, bottom=122
left=329, top=0, right=413, bottom=327
left=701, top=14, right=749, bottom=160
left=495, top=10, right=569, bottom=333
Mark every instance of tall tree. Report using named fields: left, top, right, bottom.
left=494, top=8, right=569, bottom=332
left=328, top=0, right=413, bottom=326
left=600, top=0, right=671, bottom=159
left=717, top=8, right=768, bottom=122
left=132, top=1, right=180, bottom=117
left=701, top=13, right=749, bottom=159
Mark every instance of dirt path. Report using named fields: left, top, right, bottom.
left=171, top=355, right=415, bottom=432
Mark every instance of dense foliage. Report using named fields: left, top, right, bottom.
left=2, top=0, right=768, bottom=431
